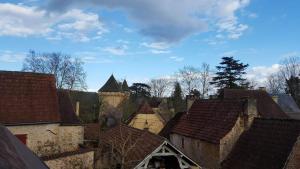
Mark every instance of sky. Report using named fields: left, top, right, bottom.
left=0, top=0, right=299, bottom=91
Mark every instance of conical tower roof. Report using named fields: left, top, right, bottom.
left=98, top=74, right=122, bottom=92
left=122, top=80, right=129, bottom=91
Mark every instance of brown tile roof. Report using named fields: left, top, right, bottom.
left=84, top=123, right=100, bottom=141
left=57, top=90, right=80, bottom=124
left=159, top=111, right=185, bottom=139
left=172, top=99, right=244, bottom=144
left=100, top=124, right=165, bottom=168
left=221, top=118, right=300, bottom=169
left=223, top=89, right=288, bottom=118
left=0, top=125, right=49, bottom=169
left=0, top=71, right=60, bottom=125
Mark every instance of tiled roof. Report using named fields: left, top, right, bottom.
left=98, top=74, right=122, bottom=92
left=100, top=124, right=165, bottom=168
left=159, top=111, right=185, bottom=139
left=0, top=71, right=60, bottom=125
left=84, top=123, right=100, bottom=141
left=223, top=89, right=288, bottom=118
left=172, top=99, right=244, bottom=144
left=0, top=125, right=49, bottom=169
left=57, top=90, right=80, bottom=124
left=221, top=118, right=300, bottom=169
left=126, top=101, right=156, bottom=123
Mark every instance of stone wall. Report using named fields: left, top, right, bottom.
left=170, top=134, right=219, bottom=169
left=99, top=92, right=128, bottom=108
left=58, top=125, right=84, bottom=153
left=8, top=123, right=61, bottom=156
left=219, top=117, right=245, bottom=162
left=7, top=124, right=84, bottom=156
left=44, top=151, right=94, bottom=169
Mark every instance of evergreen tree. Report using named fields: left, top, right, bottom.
left=171, top=82, right=185, bottom=113
left=210, top=56, right=249, bottom=90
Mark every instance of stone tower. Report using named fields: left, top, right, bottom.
left=98, top=75, right=129, bottom=108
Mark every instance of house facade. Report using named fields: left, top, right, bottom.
left=0, top=71, right=93, bottom=169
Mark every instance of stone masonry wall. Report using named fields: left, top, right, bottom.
left=8, top=124, right=61, bottom=156
left=99, top=92, right=128, bottom=108
left=8, top=124, right=84, bottom=156
left=44, top=151, right=94, bottom=169
left=170, top=134, right=219, bottom=169
left=58, top=126, right=84, bottom=153
left=219, top=116, right=245, bottom=162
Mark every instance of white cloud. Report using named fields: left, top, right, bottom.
left=0, top=50, right=25, bottom=63
left=169, top=56, right=184, bottom=62
left=75, top=51, right=113, bottom=63
left=151, top=50, right=171, bottom=54
left=281, top=51, right=299, bottom=58
left=0, top=3, right=107, bottom=42
left=141, top=42, right=170, bottom=50
left=103, top=45, right=128, bottom=56
left=248, top=13, right=258, bottom=18
left=246, top=64, right=281, bottom=85
left=47, top=0, right=251, bottom=42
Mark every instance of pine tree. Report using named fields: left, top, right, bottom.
left=171, top=82, right=185, bottom=113
left=211, top=56, right=249, bottom=90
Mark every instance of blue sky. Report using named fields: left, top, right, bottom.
left=0, top=0, right=299, bottom=91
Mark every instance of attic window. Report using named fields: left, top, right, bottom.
left=181, top=137, right=184, bottom=148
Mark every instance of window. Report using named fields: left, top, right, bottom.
left=181, top=137, right=184, bottom=148
left=15, top=134, right=27, bottom=145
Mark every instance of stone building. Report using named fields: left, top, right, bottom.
left=98, top=74, right=129, bottom=109
left=0, top=71, right=94, bottom=169
left=127, top=101, right=165, bottom=134
left=97, top=124, right=200, bottom=169
left=221, top=118, right=300, bottom=169
left=161, top=89, right=288, bottom=169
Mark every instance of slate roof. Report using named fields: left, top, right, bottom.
left=122, top=80, right=129, bottom=91
left=223, top=89, right=288, bottom=118
left=221, top=118, right=300, bottom=169
left=0, top=71, right=60, bottom=125
left=172, top=99, right=244, bottom=144
left=100, top=124, right=165, bottom=168
left=159, top=111, right=185, bottom=139
left=274, top=94, right=300, bottom=113
left=0, top=125, right=49, bottom=169
left=98, top=74, right=122, bottom=92
left=57, top=90, right=80, bottom=125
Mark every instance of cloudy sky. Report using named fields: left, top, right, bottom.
left=0, top=0, right=299, bottom=91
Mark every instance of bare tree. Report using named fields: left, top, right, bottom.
left=199, top=63, right=211, bottom=98
left=22, top=50, right=87, bottom=90
left=98, top=126, right=143, bottom=169
left=149, top=78, right=170, bottom=97
left=279, top=56, right=300, bottom=80
left=266, top=73, right=285, bottom=94
left=177, top=66, right=201, bottom=94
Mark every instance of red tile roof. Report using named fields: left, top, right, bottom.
left=172, top=99, right=244, bottom=144
left=223, top=89, right=288, bottom=118
left=100, top=124, right=165, bottom=168
left=159, top=111, right=185, bottom=139
left=0, top=71, right=60, bottom=125
left=84, top=123, right=100, bottom=141
left=221, top=118, right=300, bottom=169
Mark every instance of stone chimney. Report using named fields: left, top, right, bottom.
left=244, top=98, right=257, bottom=129
left=272, top=95, right=279, bottom=103
left=75, top=101, right=80, bottom=116
left=186, top=95, right=197, bottom=111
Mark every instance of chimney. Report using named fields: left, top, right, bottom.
left=272, top=95, right=279, bottom=103
left=244, top=98, right=257, bottom=129
left=186, top=95, right=196, bottom=111
left=76, top=101, right=80, bottom=116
